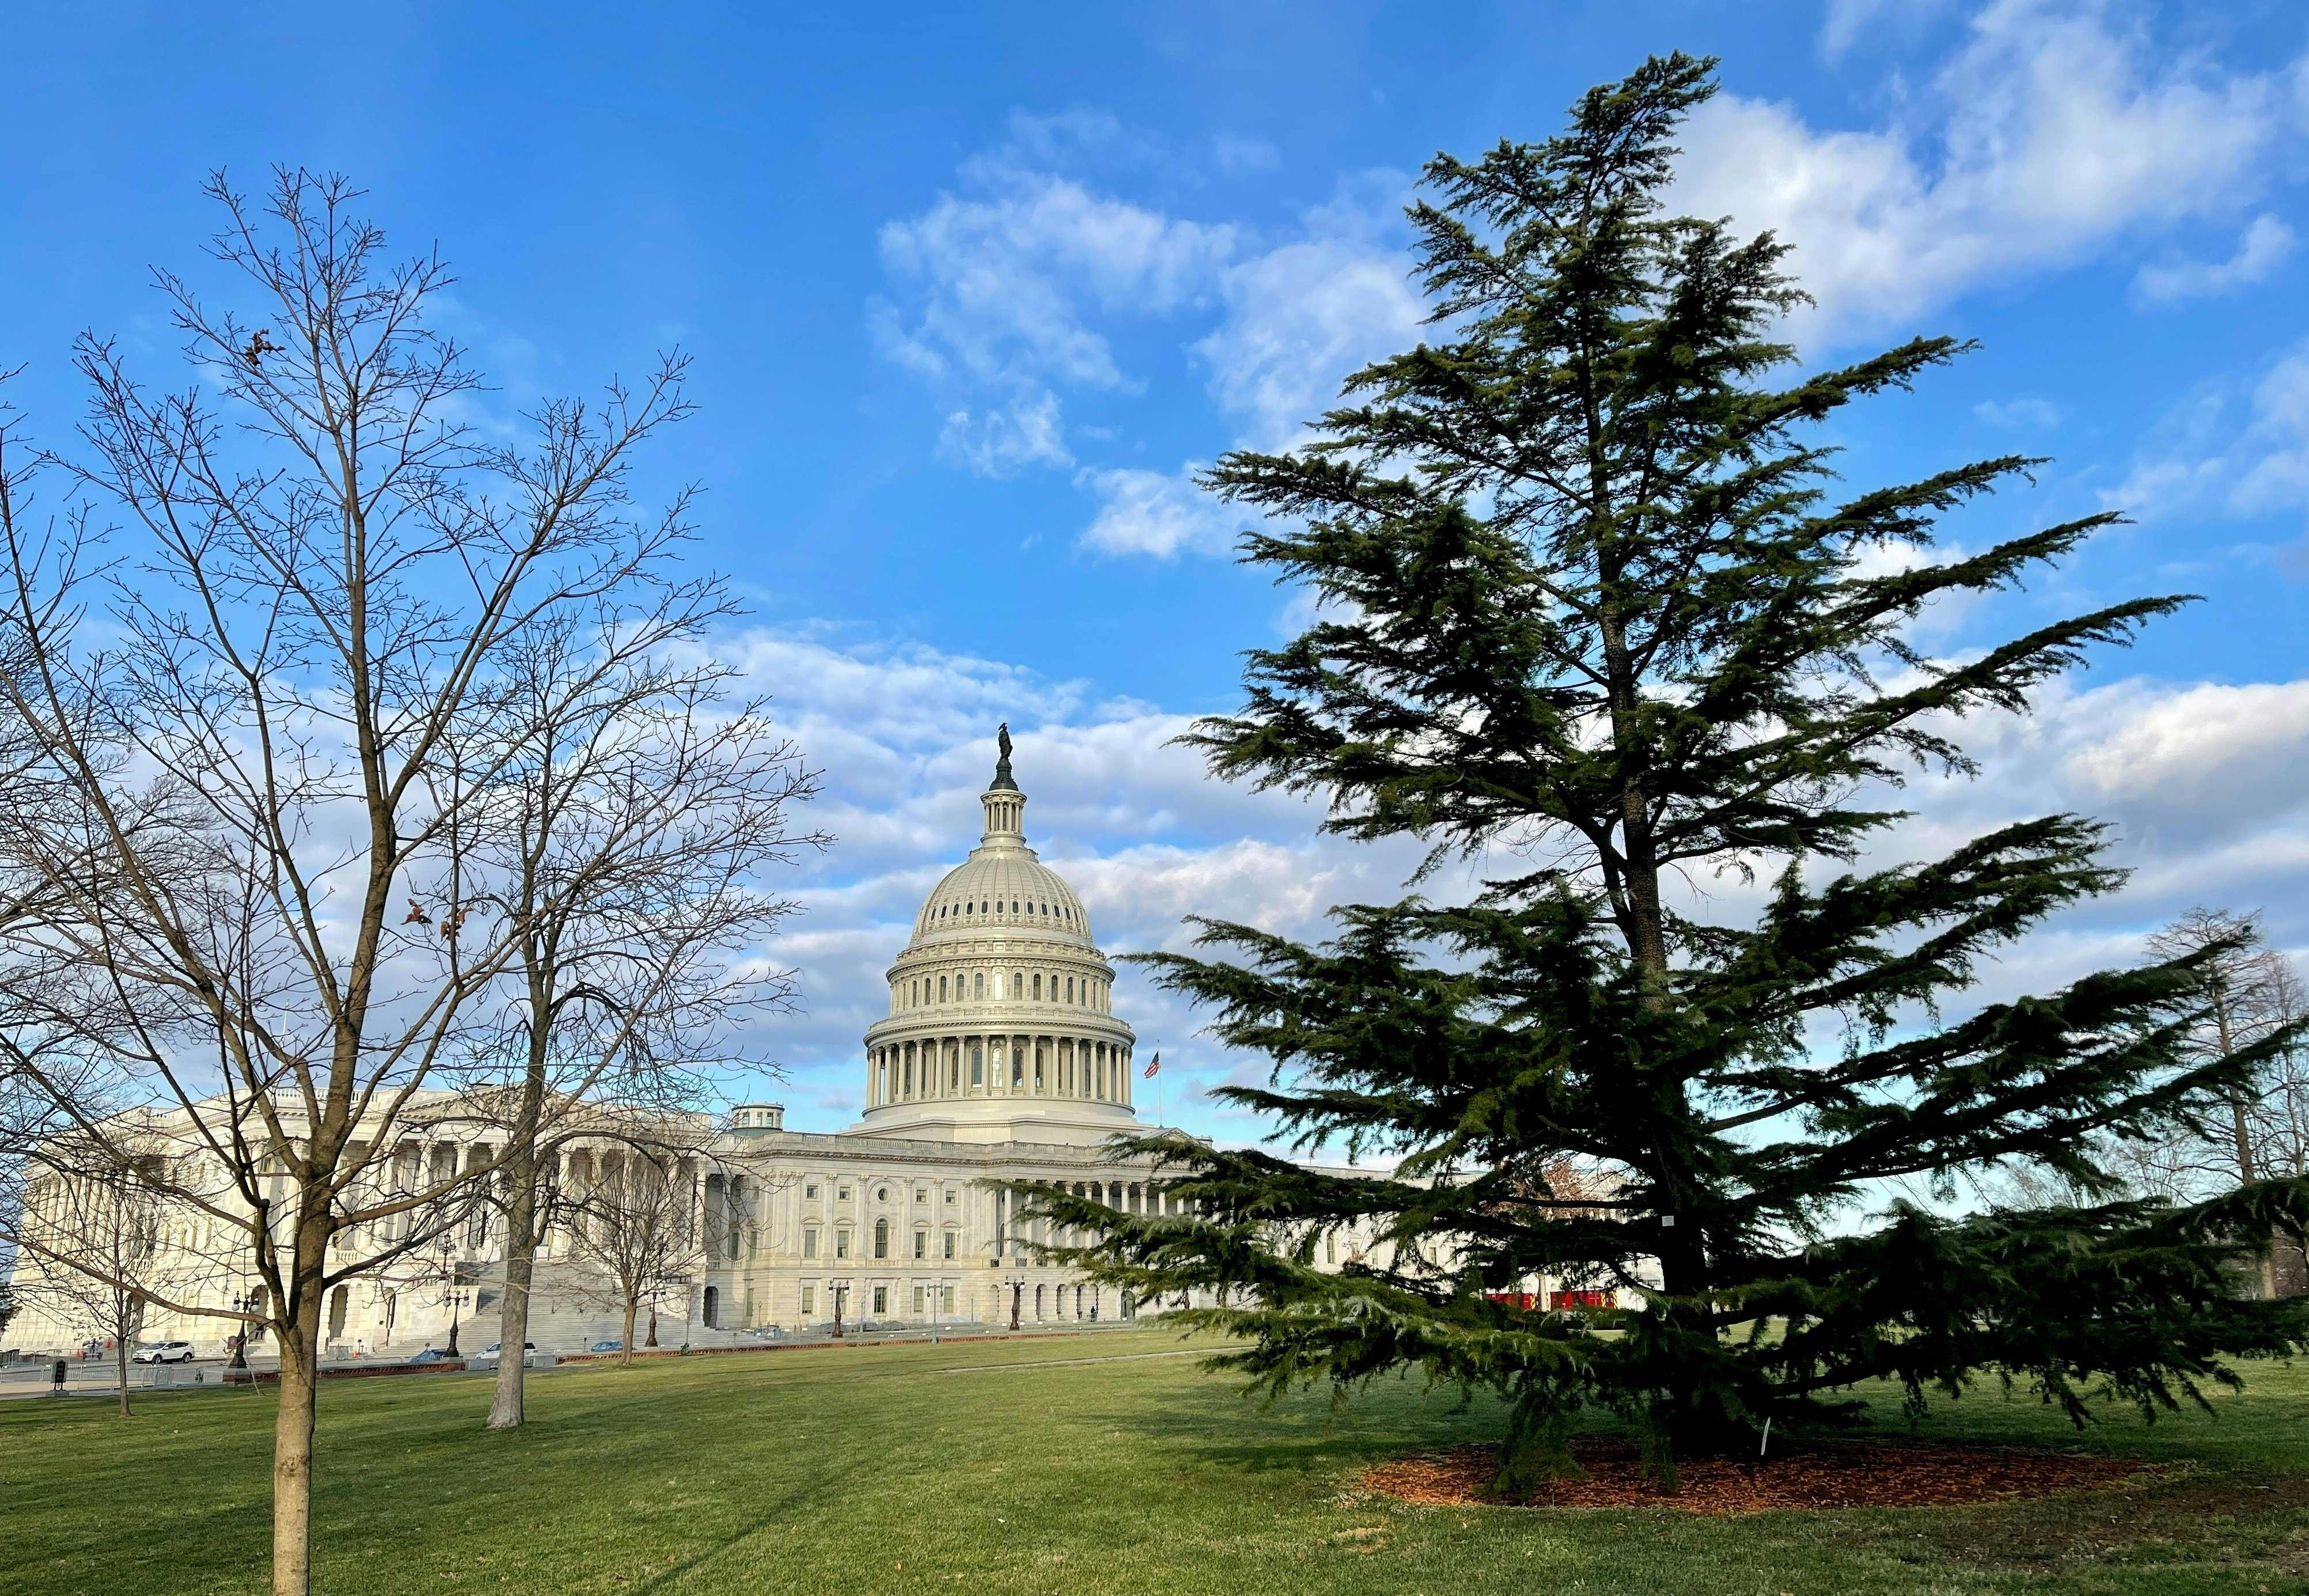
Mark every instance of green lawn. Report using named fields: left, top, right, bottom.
left=6, top=1328, right=2307, bottom=1595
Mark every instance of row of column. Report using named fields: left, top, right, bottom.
left=987, top=1178, right=1173, bottom=1258
left=868, top=1033, right=1133, bottom=1108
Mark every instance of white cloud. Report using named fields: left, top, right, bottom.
left=1070, top=178, right=1424, bottom=559
left=1074, top=464, right=1239, bottom=559
left=2133, top=214, right=2296, bottom=304
left=936, top=393, right=1072, bottom=476
left=1212, top=134, right=1281, bottom=175
left=1819, top=0, right=1958, bottom=61
left=1681, top=1, right=2308, bottom=345
left=875, top=113, right=1423, bottom=559
left=1194, top=180, right=1425, bottom=453
left=874, top=129, right=1236, bottom=478
left=2106, top=337, right=2309, bottom=533
left=2057, top=678, right=2309, bottom=827
left=1972, top=396, right=2062, bottom=430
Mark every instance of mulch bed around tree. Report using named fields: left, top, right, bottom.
left=1362, top=1437, right=2153, bottom=1514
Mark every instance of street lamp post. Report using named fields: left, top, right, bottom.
left=226, top=1287, right=264, bottom=1370
left=443, top=1288, right=471, bottom=1357
left=831, top=1283, right=849, bottom=1339
left=1000, top=1275, right=1026, bottom=1332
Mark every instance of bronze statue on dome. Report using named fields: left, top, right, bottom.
left=992, top=722, right=1018, bottom=790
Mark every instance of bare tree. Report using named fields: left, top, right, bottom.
left=2142, top=908, right=2296, bottom=1296
left=2244, top=951, right=2309, bottom=1292
left=0, top=171, right=815, bottom=1596
left=13, top=1133, right=168, bottom=1413
left=461, top=616, right=821, bottom=1430
left=558, top=1133, right=712, bottom=1365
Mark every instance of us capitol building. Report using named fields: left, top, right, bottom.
left=691, top=738, right=1184, bottom=1335
left=6, top=737, right=1252, bottom=1358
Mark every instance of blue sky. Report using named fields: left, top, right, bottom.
left=8, top=1, right=2309, bottom=1142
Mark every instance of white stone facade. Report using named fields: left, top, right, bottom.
left=3, top=748, right=1203, bottom=1358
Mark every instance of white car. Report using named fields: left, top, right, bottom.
left=465, top=1340, right=540, bottom=1370
left=132, top=1340, right=198, bottom=1364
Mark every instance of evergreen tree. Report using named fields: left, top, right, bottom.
left=1030, top=55, right=2309, bottom=1487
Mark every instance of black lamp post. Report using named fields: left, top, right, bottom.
left=831, top=1283, right=849, bottom=1338
left=443, top=1288, right=471, bottom=1357
left=1000, top=1275, right=1026, bottom=1331
left=227, top=1287, right=265, bottom=1370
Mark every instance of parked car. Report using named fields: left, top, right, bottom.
left=131, top=1340, right=198, bottom=1364
left=741, top=1326, right=786, bottom=1340
left=466, top=1340, right=540, bottom=1370
left=589, top=1340, right=624, bottom=1353
left=405, top=1347, right=452, bottom=1364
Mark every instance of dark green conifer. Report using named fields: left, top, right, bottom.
left=1027, top=54, right=2309, bottom=1486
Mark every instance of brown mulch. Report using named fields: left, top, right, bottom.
left=1362, top=1437, right=2153, bottom=1514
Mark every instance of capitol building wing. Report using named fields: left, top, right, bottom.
left=4, top=740, right=1221, bottom=1359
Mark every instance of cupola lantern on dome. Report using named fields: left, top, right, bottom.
left=981, top=721, right=1026, bottom=845
left=854, top=726, right=1138, bottom=1146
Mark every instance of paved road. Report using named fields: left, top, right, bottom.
left=0, top=1322, right=1152, bottom=1399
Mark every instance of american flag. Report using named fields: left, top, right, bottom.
left=1143, top=1051, right=1161, bottom=1078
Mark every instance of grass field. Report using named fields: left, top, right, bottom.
left=7, top=1327, right=2307, bottom=1595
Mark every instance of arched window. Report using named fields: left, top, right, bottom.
left=970, top=1045, right=983, bottom=1086
left=975, top=971, right=985, bottom=999
left=1032, top=973, right=1041, bottom=999
left=939, top=975, right=948, bottom=1001
left=874, top=1218, right=889, bottom=1259
left=1013, top=971, right=1023, bottom=997
left=1066, top=976, right=1074, bottom=1003
left=703, top=1285, right=720, bottom=1329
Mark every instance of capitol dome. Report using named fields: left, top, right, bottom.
left=855, top=731, right=1139, bottom=1145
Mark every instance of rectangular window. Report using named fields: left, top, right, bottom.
left=837, top=1186, right=851, bottom=1202
left=835, top=1230, right=850, bottom=1259
left=913, top=1286, right=926, bottom=1315
left=801, top=1284, right=816, bottom=1316
left=805, top=1183, right=818, bottom=1200
left=802, top=1229, right=818, bottom=1260
left=942, top=1286, right=955, bottom=1314
left=942, top=1231, right=956, bottom=1259
left=873, top=1286, right=888, bottom=1315
left=944, top=1188, right=955, bottom=1205
left=913, top=1230, right=926, bottom=1259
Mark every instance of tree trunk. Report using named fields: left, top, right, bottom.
left=646, top=1299, right=658, bottom=1348
left=487, top=1049, right=548, bottom=1431
left=271, top=1214, right=330, bottom=1596
left=621, top=1297, right=638, bottom=1367
left=487, top=1136, right=538, bottom=1430
left=2214, top=994, right=2277, bottom=1300
left=113, top=1329, right=131, bottom=1417
left=2231, top=1091, right=2277, bottom=1299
